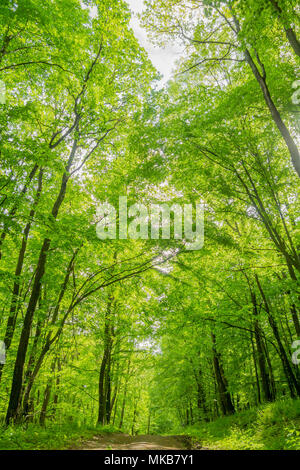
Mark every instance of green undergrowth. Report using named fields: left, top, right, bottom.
left=181, top=399, right=300, bottom=450
left=0, top=422, right=119, bottom=450
left=1, top=400, right=300, bottom=450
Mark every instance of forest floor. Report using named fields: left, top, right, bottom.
left=1, top=400, right=299, bottom=450
left=73, top=434, right=188, bottom=450
left=183, top=399, right=300, bottom=450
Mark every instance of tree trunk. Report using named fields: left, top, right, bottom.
left=0, top=169, right=43, bottom=384
left=268, top=0, right=300, bottom=58
left=230, top=9, right=300, bottom=178
left=97, top=297, right=113, bottom=425
left=194, top=367, right=208, bottom=421
left=251, top=290, right=274, bottom=402
left=119, top=358, right=131, bottom=429
left=39, top=359, right=57, bottom=426
left=291, top=303, right=300, bottom=338
left=5, top=135, right=79, bottom=424
left=39, top=384, right=52, bottom=426
left=131, top=391, right=140, bottom=436
left=255, top=274, right=300, bottom=397
left=211, top=333, right=235, bottom=416
left=0, top=163, right=38, bottom=259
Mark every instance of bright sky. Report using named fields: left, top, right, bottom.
left=126, top=0, right=181, bottom=85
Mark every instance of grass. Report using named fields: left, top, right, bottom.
left=0, top=422, right=119, bottom=450
left=182, top=399, right=300, bottom=450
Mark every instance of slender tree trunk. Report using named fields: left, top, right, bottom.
left=6, top=184, right=78, bottom=425
left=105, top=353, right=111, bottom=424
left=262, top=338, right=277, bottom=400
left=254, top=320, right=274, bottom=401
left=0, top=169, right=43, bottom=383
left=250, top=290, right=274, bottom=403
left=110, top=365, right=120, bottom=417
left=255, top=274, right=300, bottom=397
left=250, top=331, right=261, bottom=404
left=230, top=9, right=300, bottom=177
left=0, top=163, right=39, bottom=259
left=291, top=303, right=300, bottom=338
left=21, top=248, right=80, bottom=412
left=194, top=367, right=208, bottom=421
left=51, top=358, right=61, bottom=419
left=268, top=0, right=300, bottom=58
left=119, top=358, right=131, bottom=429
left=112, top=397, right=118, bottom=426
left=186, top=408, right=189, bottom=426
left=110, top=344, right=121, bottom=416
left=39, top=359, right=57, bottom=426
left=21, top=314, right=44, bottom=417
left=284, top=28, right=300, bottom=57
left=39, top=384, right=52, bottom=426
left=190, top=401, right=194, bottom=425
left=5, top=236, right=51, bottom=424
left=211, top=333, right=235, bottom=416
left=97, top=297, right=113, bottom=425
left=131, top=391, right=140, bottom=436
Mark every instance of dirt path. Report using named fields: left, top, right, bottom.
left=76, top=433, right=188, bottom=450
